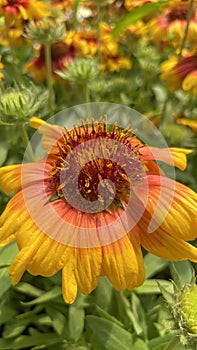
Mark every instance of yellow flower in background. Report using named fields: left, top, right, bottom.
left=101, top=55, right=132, bottom=72
left=24, top=39, right=77, bottom=83
left=0, top=60, right=4, bottom=80
left=124, top=0, right=157, bottom=11
left=177, top=118, right=197, bottom=133
left=145, top=0, right=197, bottom=49
left=160, top=54, right=197, bottom=95
left=50, top=0, right=74, bottom=10
left=0, top=24, right=26, bottom=47
left=0, top=117, right=197, bottom=304
left=0, top=0, right=48, bottom=25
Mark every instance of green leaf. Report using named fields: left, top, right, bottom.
left=68, top=304, right=85, bottom=342
left=134, top=280, right=173, bottom=295
left=94, top=305, right=125, bottom=329
left=0, top=141, right=8, bottom=165
left=14, top=283, right=43, bottom=298
left=148, top=334, right=174, bottom=350
left=0, top=305, right=17, bottom=325
left=86, top=315, right=133, bottom=350
left=0, top=241, right=18, bottom=264
left=0, top=242, right=18, bottom=297
left=144, top=254, right=169, bottom=279
left=131, top=293, right=147, bottom=340
left=21, top=286, right=62, bottom=306
left=112, top=1, right=169, bottom=38
left=94, top=277, right=114, bottom=311
left=133, top=338, right=149, bottom=350
left=156, top=281, right=174, bottom=305
left=46, top=306, right=66, bottom=335
left=0, top=334, right=63, bottom=349
left=118, top=292, right=143, bottom=335
left=171, top=261, right=193, bottom=285
left=0, top=267, right=12, bottom=298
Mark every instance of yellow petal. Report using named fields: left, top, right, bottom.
left=74, top=247, right=102, bottom=295
left=27, top=236, right=73, bottom=277
left=102, top=233, right=145, bottom=291
left=29, top=117, right=64, bottom=152
left=62, top=258, right=77, bottom=304
left=29, top=116, right=46, bottom=129
left=8, top=235, right=44, bottom=285
left=135, top=175, right=197, bottom=241
left=139, top=220, right=197, bottom=263
left=0, top=164, right=21, bottom=195
left=168, top=148, right=193, bottom=171
left=140, top=146, right=192, bottom=171
left=0, top=234, right=15, bottom=248
left=177, top=118, right=197, bottom=133
left=0, top=191, right=28, bottom=245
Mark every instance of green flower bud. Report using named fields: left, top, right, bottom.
left=25, top=18, right=65, bottom=44
left=0, top=85, right=48, bottom=124
left=56, top=58, right=100, bottom=83
left=181, top=285, right=197, bottom=335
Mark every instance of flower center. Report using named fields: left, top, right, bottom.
left=168, top=6, right=195, bottom=22
left=48, top=119, right=145, bottom=213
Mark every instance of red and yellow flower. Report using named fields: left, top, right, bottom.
left=160, top=54, right=197, bottom=95
left=0, top=117, right=197, bottom=304
left=24, top=37, right=77, bottom=83
left=145, top=0, right=197, bottom=49
left=0, top=0, right=48, bottom=25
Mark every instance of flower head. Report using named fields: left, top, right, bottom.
left=0, top=0, right=48, bottom=25
left=0, top=115, right=197, bottom=304
left=24, top=39, right=76, bottom=83
left=145, top=0, right=197, bottom=49
left=160, top=54, right=197, bottom=95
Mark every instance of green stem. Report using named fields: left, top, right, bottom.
left=44, top=43, right=54, bottom=116
left=5, top=19, right=23, bottom=86
left=83, top=82, right=90, bottom=104
left=179, top=0, right=195, bottom=57
left=73, top=0, right=80, bottom=30
left=159, top=92, right=171, bottom=126
left=17, top=122, right=34, bottom=161
left=163, top=336, right=180, bottom=350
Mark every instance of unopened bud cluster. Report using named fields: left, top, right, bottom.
left=25, top=18, right=65, bottom=44
left=56, top=58, right=100, bottom=83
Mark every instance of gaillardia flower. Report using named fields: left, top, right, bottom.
left=0, top=0, right=48, bottom=24
left=0, top=117, right=197, bottom=304
left=161, top=54, right=197, bottom=95
left=145, top=0, right=197, bottom=49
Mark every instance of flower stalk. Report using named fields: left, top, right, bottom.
left=44, top=42, right=54, bottom=116
left=179, top=0, right=195, bottom=57
left=17, top=122, right=34, bottom=161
